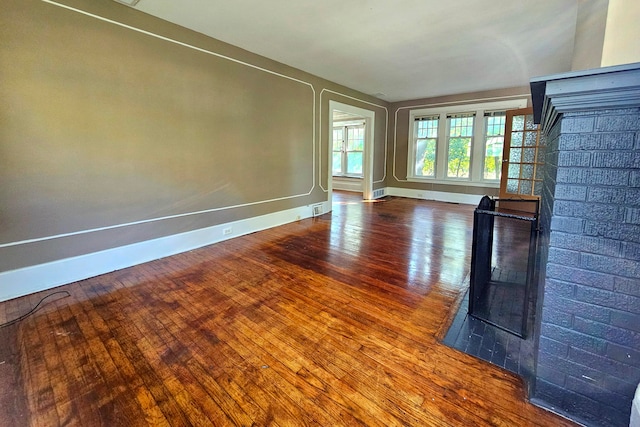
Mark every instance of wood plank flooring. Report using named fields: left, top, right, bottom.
left=0, top=192, right=578, bottom=426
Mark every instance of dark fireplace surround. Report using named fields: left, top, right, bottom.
left=530, top=63, right=640, bottom=427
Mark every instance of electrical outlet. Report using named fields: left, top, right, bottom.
left=223, top=227, right=232, bottom=236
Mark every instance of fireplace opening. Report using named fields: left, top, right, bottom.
left=443, top=195, right=541, bottom=383
left=469, top=196, right=539, bottom=338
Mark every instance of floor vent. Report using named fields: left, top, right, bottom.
left=312, top=204, right=323, bottom=217
left=373, top=189, right=385, bottom=199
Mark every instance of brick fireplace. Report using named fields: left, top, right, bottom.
left=530, top=63, right=640, bottom=426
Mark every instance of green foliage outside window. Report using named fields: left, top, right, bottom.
left=414, top=117, right=438, bottom=177
left=447, top=116, right=473, bottom=178
left=410, top=108, right=511, bottom=181
left=483, top=114, right=505, bottom=180
left=447, top=137, right=470, bottom=178
left=333, top=124, right=363, bottom=177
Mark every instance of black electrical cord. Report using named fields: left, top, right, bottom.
left=0, top=291, right=71, bottom=328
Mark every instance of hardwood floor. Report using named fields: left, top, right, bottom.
left=0, top=192, right=577, bottom=426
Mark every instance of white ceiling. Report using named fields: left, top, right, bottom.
left=132, top=0, right=579, bottom=102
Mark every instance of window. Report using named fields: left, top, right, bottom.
left=413, top=116, right=438, bottom=177
left=407, top=99, right=527, bottom=185
left=332, top=127, right=344, bottom=175
left=333, top=123, right=364, bottom=176
left=446, top=114, right=474, bottom=178
left=484, top=112, right=506, bottom=180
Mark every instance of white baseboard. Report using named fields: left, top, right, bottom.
left=332, top=177, right=363, bottom=193
left=386, top=187, right=484, bottom=205
left=0, top=202, right=329, bottom=302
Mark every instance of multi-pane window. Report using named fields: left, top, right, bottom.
left=332, top=127, right=344, bottom=175
left=446, top=114, right=474, bottom=178
left=484, top=112, right=506, bottom=180
left=413, top=116, right=438, bottom=177
left=333, top=123, right=364, bottom=176
left=505, top=112, right=544, bottom=196
left=407, top=99, right=526, bottom=184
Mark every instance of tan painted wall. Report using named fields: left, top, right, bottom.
left=386, top=87, right=532, bottom=197
left=0, top=0, right=388, bottom=272
left=571, top=0, right=609, bottom=71
left=601, top=0, right=640, bottom=66
left=570, top=0, right=640, bottom=71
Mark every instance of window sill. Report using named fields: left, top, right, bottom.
left=332, top=175, right=363, bottom=180
left=406, top=177, right=500, bottom=188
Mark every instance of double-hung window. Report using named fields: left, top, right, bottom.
left=333, top=122, right=364, bottom=177
left=407, top=99, right=527, bottom=185
left=484, top=112, right=506, bottom=180
left=413, top=115, right=438, bottom=177
left=446, top=113, right=474, bottom=179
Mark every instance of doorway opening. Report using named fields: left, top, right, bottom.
left=332, top=111, right=365, bottom=193
left=328, top=101, right=375, bottom=207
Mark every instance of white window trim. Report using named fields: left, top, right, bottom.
left=407, top=99, right=527, bottom=187
left=412, top=115, right=439, bottom=178
left=445, top=112, right=475, bottom=181
left=328, top=101, right=375, bottom=200
left=333, top=122, right=365, bottom=178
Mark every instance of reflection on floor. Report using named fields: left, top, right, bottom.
left=443, top=288, right=536, bottom=390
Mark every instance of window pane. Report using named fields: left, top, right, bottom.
left=508, top=164, right=520, bottom=179
left=448, top=138, right=471, bottom=177
left=447, top=115, right=473, bottom=178
left=509, top=147, right=522, bottom=163
left=415, top=138, right=436, bottom=176
left=416, top=117, right=439, bottom=138
left=332, top=128, right=343, bottom=151
left=524, top=131, right=538, bottom=146
left=347, top=127, right=364, bottom=151
left=484, top=138, right=503, bottom=180
left=346, top=152, right=363, bottom=175
left=332, top=152, right=342, bottom=175
left=484, top=114, right=505, bottom=180
left=521, top=164, right=534, bottom=179
left=524, top=148, right=536, bottom=163
left=449, top=115, right=474, bottom=137
left=513, top=115, right=525, bottom=131
left=413, top=117, right=438, bottom=177
left=511, top=132, right=524, bottom=146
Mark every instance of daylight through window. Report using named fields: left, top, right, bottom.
left=484, top=112, right=506, bottom=180
left=333, top=123, right=364, bottom=177
left=407, top=99, right=527, bottom=185
left=446, top=114, right=474, bottom=179
left=413, top=116, right=438, bottom=177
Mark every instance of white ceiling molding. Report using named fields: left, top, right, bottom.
left=113, top=0, right=141, bottom=6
